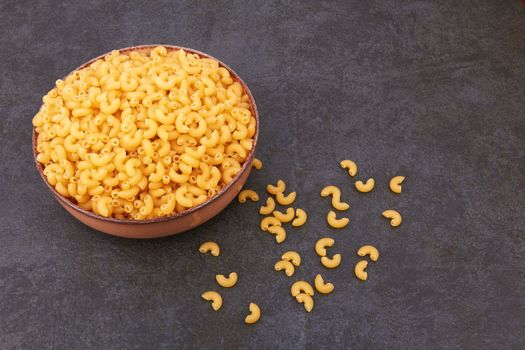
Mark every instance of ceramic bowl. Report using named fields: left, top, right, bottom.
left=32, top=45, right=259, bottom=239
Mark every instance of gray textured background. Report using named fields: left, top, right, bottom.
left=1, top=0, right=524, bottom=349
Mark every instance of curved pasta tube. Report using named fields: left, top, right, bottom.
left=276, top=191, right=296, bottom=206
left=314, top=274, right=334, bottom=294
left=96, top=196, right=113, bottom=217
left=259, top=197, right=275, bottom=215
left=295, top=293, right=314, bottom=313
left=292, top=208, right=307, bottom=227
left=355, top=178, right=375, bottom=193
left=201, top=291, right=222, bottom=311
left=273, top=208, right=295, bottom=222
left=382, top=209, right=402, bottom=227
left=320, top=185, right=349, bottom=211
left=175, top=186, right=193, bottom=208
left=321, top=254, right=341, bottom=269
left=357, top=245, right=380, bottom=262
left=238, top=189, right=259, bottom=203
left=267, top=226, right=286, bottom=243
left=244, top=303, right=261, bottom=325
left=290, top=281, right=314, bottom=297
left=274, top=260, right=294, bottom=276
left=340, top=159, right=357, bottom=177
left=260, top=216, right=281, bottom=231
left=216, top=272, right=238, bottom=288
left=252, top=158, right=263, bottom=170
left=199, top=241, right=220, bottom=256
left=315, top=237, right=334, bottom=257
left=266, top=180, right=285, bottom=195
left=389, top=176, right=405, bottom=194
left=281, top=251, right=301, bottom=266
left=354, top=260, right=368, bottom=281
left=326, top=211, right=349, bottom=228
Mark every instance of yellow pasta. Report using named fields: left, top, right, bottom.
left=238, top=189, right=259, bottom=203
left=320, top=185, right=349, bottom=211
left=326, top=211, right=349, bottom=229
left=291, top=208, right=307, bottom=227
left=259, top=197, right=276, bottom=215
left=33, top=46, right=255, bottom=219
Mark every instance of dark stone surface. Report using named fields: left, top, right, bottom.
left=1, top=1, right=524, bottom=349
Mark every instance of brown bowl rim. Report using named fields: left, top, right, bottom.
left=32, top=44, right=259, bottom=225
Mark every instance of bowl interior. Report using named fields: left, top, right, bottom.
left=32, top=45, right=259, bottom=225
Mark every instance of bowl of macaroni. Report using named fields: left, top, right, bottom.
left=32, top=45, right=259, bottom=238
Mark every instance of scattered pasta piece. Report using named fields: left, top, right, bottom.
left=268, top=225, right=286, bottom=243
left=216, top=272, right=238, bottom=288
left=315, top=238, right=334, bottom=257
left=292, top=208, right=307, bottom=227
left=260, top=216, right=282, bottom=231
left=357, top=245, right=380, bottom=261
left=326, top=211, right=349, bottom=228
left=389, top=176, right=405, bottom=194
left=321, top=254, right=342, bottom=269
left=199, top=241, right=220, bottom=256
left=281, top=251, right=301, bottom=266
left=259, top=197, right=276, bottom=215
left=295, top=293, right=314, bottom=312
left=291, top=281, right=314, bottom=296
left=238, top=189, right=259, bottom=203
left=382, top=209, right=402, bottom=227
left=245, top=303, right=261, bottom=324
left=355, top=178, right=375, bottom=193
left=354, top=260, right=368, bottom=281
left=275, top=260, right=295, bottom=276
left=276, top=191, right=296, bottom=205
left=201, top=291, right=223, bottom=311
left=314, top=274, right=334, bottom=294
left=267, top=180, right=286, bottom=195
left=340, top=159, right=357, bottom=177
left=273, top=208, right=295, bottom=222
left=321, top=185, right=349, bottom=211
left=252, top=158, right=263, bottom=170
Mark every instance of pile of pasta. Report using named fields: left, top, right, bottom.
left=33, top=46, right=256, bottom=219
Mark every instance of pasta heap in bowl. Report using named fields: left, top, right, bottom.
left=33, top=46, right=256, bottom=220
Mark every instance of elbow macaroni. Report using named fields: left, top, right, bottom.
left=33, top=46, right=256, bottom=219
left=314, top=274, right=334, bottom=294
left=238, top=189, right=259, bottom=203
left=216, top=272, right=238, bottom=288
left=245, top=303, right=261, bottom=324
left=320, top=185, right=349, bottom=211
left=291, top=208, right=307, bottom=227
left=199, top=241, right=220, bottom=256
left=355, top=178, right=375, bottom=193
left=389, top=176, right=405, bottom=194
left=382, top=209, right=402, bottom=227
left=326, top=211, right=349, bottom=228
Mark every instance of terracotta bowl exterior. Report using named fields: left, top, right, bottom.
left=32, top=45, right=259, bottom=239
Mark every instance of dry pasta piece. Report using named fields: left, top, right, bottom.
left=267, top=180, right=286, bottom=195
left=238, top=189, right=259, bottom=203
left=199, top=242, right=220, bottom=256
left=389, top=176, right=405, bottom=194
left=273, top=208, right=295, bottom=222
left=340, top=159, right=357, bottom=177
left=326, top=211, right=349, bottom=228
left=292, top=208, right=307, bottom=227
left=252, top=158, right=263, bottom=170
left=276, top=191, right=296, bottom=205
left=245, top=303, right=261, bottom=324
left=259, top=197, right=276, bottom=215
